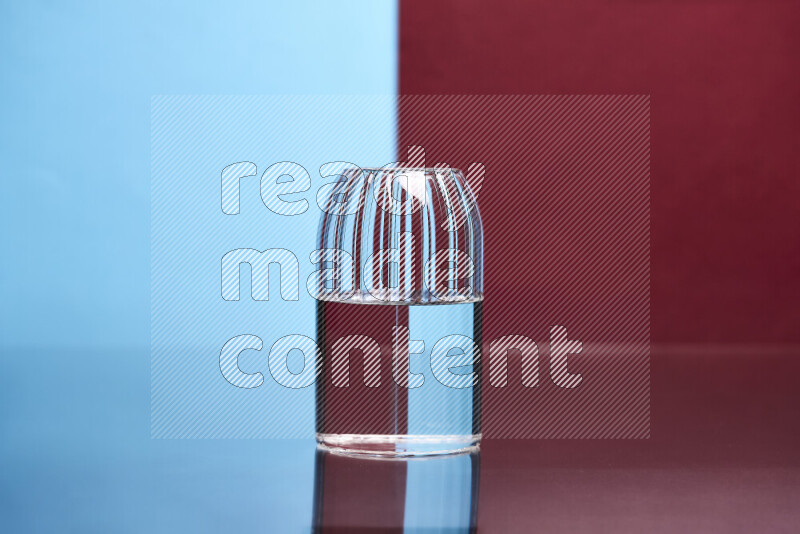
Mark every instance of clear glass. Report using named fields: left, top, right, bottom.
left=312, top=446, right=480, bottom=531
left=313, top=166, right=484, bottom=457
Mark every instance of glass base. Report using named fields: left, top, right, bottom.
left=316, top=433, right=481, bottom=459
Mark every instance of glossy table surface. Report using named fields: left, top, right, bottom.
left=1, top=346, right=798, bottom=532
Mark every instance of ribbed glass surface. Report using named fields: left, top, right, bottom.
left=314, top=166, right=483, bottom=304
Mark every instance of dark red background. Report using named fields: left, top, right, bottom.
left=395, top=1, right=800, bottom=531
left=400, top=0, right=800, bottom=344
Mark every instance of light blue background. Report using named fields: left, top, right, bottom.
left=0, top=1, right=396, bottom=532
left=0, top=0, right=396, bottom=349
left=150, top=95, right=395, bottom=438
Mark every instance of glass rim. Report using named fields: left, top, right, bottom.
left=351, top=166, right=464, bottom=173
